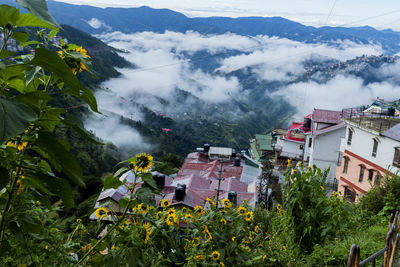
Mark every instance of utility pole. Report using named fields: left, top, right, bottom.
left=215, top=160, right=224, bottom=208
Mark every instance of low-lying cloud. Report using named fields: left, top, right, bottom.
left=86, top=29, right=399, bottom=150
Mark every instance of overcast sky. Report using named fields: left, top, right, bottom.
left=55, top=0, right=400, bottom=30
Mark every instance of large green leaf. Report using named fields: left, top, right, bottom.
left=36, top=131, right=85, bottom=188
left=39, top=107, right=64, bottom=132
left=103, top=176, right=124, bottom=190
left=79, top=84, right=99, bottom=113
left=0, top=167, right=10, bottom=190
left=29, top=48, right=80, bottom=94
left=0, top=96, right=38, bottom=144
left=16, top=13, right=57, bottom=31
left=10, top=31, right=29, bottom=44
left=16, top=0, right=58, bottom=28
left=46, top=177, right=74, bottom=209
left=0, top=5, right=19, bottom=27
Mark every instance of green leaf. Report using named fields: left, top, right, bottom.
left=11, top=31, right=29, bottom=44
left=36, top=131, right=85, bottom=188
left=23, top=175, right=54, bottom=196
left=0, top=167, right=10, bottom=190
left=114, top=167, right=129, bottom=178
left=0, top=96, right=38, bottom=145
left=103, top=176, right=124, bottom=190
left=141, top=173, right=158, bottom=190
left=19, top=213, right=41, bottom=233
left=0, top=5, right=19, bottom=27
left=0, top=50, right=15, bottom=60
left=135, top=187, right=155, bottom=206
left=0, top=61, right=5, bottom=70
left=16, top=13, right=58, bottom=31
left=29, top=48, right=80, bottom=94
left=40, top=107, right=64, bottom=132
left=46, top=177, right=74, bottom=209
left=80, top=85, right=99, bottom=113
left=16, top=0, right=59, bottom=28
left=126, top=247, right=140, bottom=267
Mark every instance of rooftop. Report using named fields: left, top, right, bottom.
left=313, top=109, right=342, bottom=124
left=344, top=117, right=400, bottom=134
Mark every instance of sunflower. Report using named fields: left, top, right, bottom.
left=220, top=218, right=227, bottom=224
left=137, top=203, right=149, bottom=214
left=194, top=255, right=204, bottom=261
left=202, top=225, right=212, bottom=241
left=6, top=140, right=15, bottom=147
left=192, top=237, right=200, bottom=247
left=219, top=262, right=225, bottom=267
left=237, top=206, right=247, bottom=216
left=320, top=185, right=325, bottom=191
left=94, top=207, right=108, bottom=219
left=167, top=208, right=176, bottom=216
left=287, top=159, right=291, bottom=167
left=194, top=205, right=205, bottom=215
left=143, top=222, right=151, bottom=244
left=211, top=251, right=220, bottom=261
left=232, top=236, right=236, bottom=241
left=245, top=211, right=253, bottom=222
left=166, top=214, right=177, bottom=226
left=75, top=47, right=90, bottom=58
left=254, top=225, right=260, bottom=233
left=17, top=141, right=28, bottom=152
left=206, top=197, right=216, bottom=207
left=131, top=153, right=153, bottom=173
left=160, top=199, right=170, bottom=208
left=262, top=255, right=267, bottom=262
left=221, top=199, right=232, bottom=208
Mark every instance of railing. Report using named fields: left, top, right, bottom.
left=347, top=212, right=400, bottom=267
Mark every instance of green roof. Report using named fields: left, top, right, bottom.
left=250, top=142, right=261, bottom=162
left=255, top=134, right=273, bottom=151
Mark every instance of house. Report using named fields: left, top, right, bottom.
left=303, top=109, right=347, bottom=189
left=336, top=116, right=400, bottom=202
left=249, top=134, right=274, bottom=165
left=91, top=145, right=261, bottom=220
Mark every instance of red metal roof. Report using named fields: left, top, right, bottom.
left=313, top=109, right=342, bottom=124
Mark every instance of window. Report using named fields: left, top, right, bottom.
left=347, top=128, right=353, bottom=145
left=375, top=174, right=382, bottom=185
left=343, top=157, right=349, bottom=174
left=368, top=169, right=374, bottom=182
left=372, top=138, right=379, bottom=157
left=359, top=165, right=365, bottom=182
left=393, top=148, right=400, bottom=167
left=337, top=152, right=343, bottom=166
left=299, top=144, right=304, bottom=150
left=308, top=137, right=312, bottom=148
left=344, top=187, right=356, bottom=203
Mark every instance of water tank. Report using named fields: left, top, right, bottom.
left=388, top=107, right=395, bottom=117
left=234, top=157, right=241, bottom=167
left=304, top=117, right=312, bottom=129
left=175, top=184, right=186, bottom=201
left=152, top=173, right=165, bottom=188
left=231, top=149, right=236, bottom=158
left=203, top=144, right=210, bottom=153
left=228, top=191, right=237, bottom=205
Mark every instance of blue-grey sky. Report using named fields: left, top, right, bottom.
left=55, top=0, right=400, bottom=30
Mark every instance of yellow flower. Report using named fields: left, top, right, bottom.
left=194, top=205, right=205, bottom=215
left=332, top=191, right=338, bottom=197
left=76, top=218, right=82, bottom=223
left=283, top=245, right=287, bottom=251
left=287, top=159, right=291, bottom=167
left=194, top=255, right=204, bottom=261
left=36, top=201, right=41, bottom=206
left=220, top=218, right=227, bottom=224
left=167, top=208, right=176, bottom=216
left=255, top=225, right=260, bottom=233
left=75, top=47, right=90, bottom=58
left=94, top=207, right=108, bottom=219
left=320, top=185, right=325, bottom=191
left=160, top=199, right=170, bottom=208
left=143, top=222, right=151, bottom=244
left=6, top=141, right=15, bottom=147
left=131, top=153, right=153, bottom=173
left=262, top=255, right=267, bottom=262
left=45, top=245, right=49, bottom=250
left=245, top=211, right=253, bottom=222
left=206, top=197, right=216, bottom=207
left=237, top=206, right=247, bottom=215
left=192, top=237, right=200, bottom=247
left=166, top=214, right=177, bottom=226
left=17, top=141, right=28, bottom=152
left=111, top=245, right=115, bottom=250
left=291, top=169, right=296, bottom=175
left=16, top=179, right=24, bottom=194
left=202, top=225, right=212, bottom=241
left=137, top=203, right=149, bottom=214
left=232, top=236, right=236, bottom=241
left=211, top=251, right=221, bottom=261
left=221, top=199, right=232, bottom=208
left=71, top=67, right=77, bottom=75
left=156, top=211, right=163, bottom=219
left=219, top=262, right=225, bottom=267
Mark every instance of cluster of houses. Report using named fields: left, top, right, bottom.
left=271, top=99, right=400, bottom=202
left=92, top=98, right=400, bottom=220
left=91, top=145, right=261, bottom=219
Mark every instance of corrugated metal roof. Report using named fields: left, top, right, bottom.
left=313, top=109, right=342, bottom=124
left=382, top=123, right=400, bottom=142
left=255, top=134, right=273, bottom=151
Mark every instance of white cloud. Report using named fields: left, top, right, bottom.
left=274, top=75, right=400, bottom=120
left=87, top=18, right=112, bottom=30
